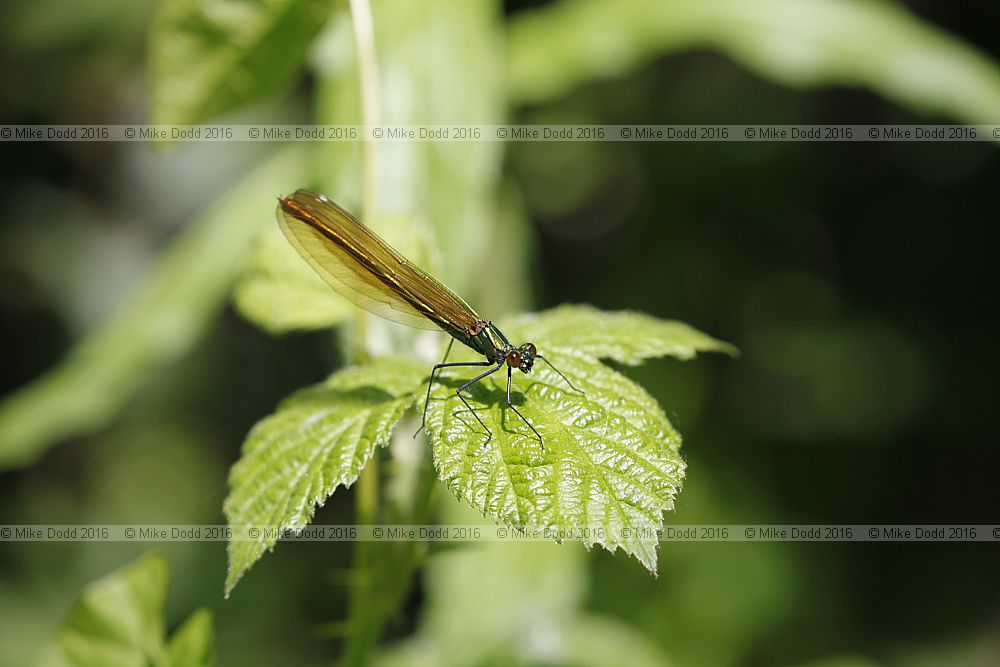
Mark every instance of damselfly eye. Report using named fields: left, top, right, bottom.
left=507, top=351, right=522, bottom=367
left=526, top=343, right=537, bottom=357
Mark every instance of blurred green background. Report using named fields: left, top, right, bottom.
left=1, top=0, right=999, bottom=665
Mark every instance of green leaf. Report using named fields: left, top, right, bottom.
left=232, top=222, right=353, bottom=334
left=166, top=609, right=214, bottom=667
left=35, top=553, right=169, bottom=667
left=514, top=303, right=738, bottom=364
left=224, top=355, right=427, bottom=596
left=508, top=0, right=1000, bottom=124
left=34, top=552, right=214, bottom=667
left=224, top=306, right=732, bottom=587
left=149, top=0, right=331, bottom=125
left=0, top=147, right=307, bottom=470
left=424, top=305, right=735, bottom=572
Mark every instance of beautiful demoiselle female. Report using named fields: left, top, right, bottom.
left=277, top=189, right=578, bottom=444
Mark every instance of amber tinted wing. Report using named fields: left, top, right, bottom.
left=276, top=189, right=482, bottom=335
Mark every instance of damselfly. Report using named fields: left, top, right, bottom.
left=277, top=189, right=579, bottom=444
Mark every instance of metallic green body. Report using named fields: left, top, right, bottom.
left=456, top=322, right=512, bottom=364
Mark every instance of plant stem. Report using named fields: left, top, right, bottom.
left=341, top=2, right=383, bottom=665
left=350, top=0, right=379, bottom=232
left=348, top=0, right=378, bottom=365
left=347, top=0, right=380, bottom=496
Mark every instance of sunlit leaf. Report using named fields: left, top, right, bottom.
left=225, top=306, right=733, bottom=587
left=508, top=0, right=1000, bottom=124
left=149, top=0, right=331, bottom=124
left=514, top=304, right=738, bottom=364
left=224, top=356, right=427, bottom=596
left=0, top=147, right=307, bottom=470
left=34, top=552, right=214, bottom=667
left=424, top=305, right=735, bottom=572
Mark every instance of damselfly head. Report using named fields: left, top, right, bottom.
left=507, top=342, right=537, bottom=374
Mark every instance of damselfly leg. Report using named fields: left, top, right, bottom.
left=415, top=338, right=492, bottom=437
left=506, top=366, right=543, bottom=445
left=455, top=364, right=504, bottom=442
left=417, top=341, right=579, bottom=447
